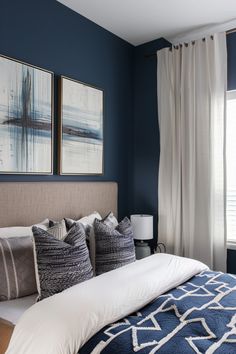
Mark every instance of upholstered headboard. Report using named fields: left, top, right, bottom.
left=0, top=182, right=118, bottom=227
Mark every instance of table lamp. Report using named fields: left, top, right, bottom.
left=130, top=214, right=153, bottom=259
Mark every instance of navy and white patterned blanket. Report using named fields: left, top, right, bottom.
left=80, top=271, right=236, bottom=353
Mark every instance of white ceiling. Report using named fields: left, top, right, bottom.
left=57, top=0, right=236, bottom=46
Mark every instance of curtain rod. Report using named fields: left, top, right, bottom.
left=227, top=27, right=236, bottom=35
left=145, top=28, right=236, bottom=58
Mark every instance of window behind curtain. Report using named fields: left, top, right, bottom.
left=226, top=90, right=236, bottom=244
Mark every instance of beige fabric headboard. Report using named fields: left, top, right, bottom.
left=0, top=182, right=118, bottom=227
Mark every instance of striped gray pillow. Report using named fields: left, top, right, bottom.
left=48, top=219, right=68, bottom=240
left=94, top=217, right=136, bottom=276
left=32, top=223, right=93, bottom=300
left=0, top=237, right=37, bottom=301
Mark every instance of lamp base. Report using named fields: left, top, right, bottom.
left=135, top=241, right=151, bottom=260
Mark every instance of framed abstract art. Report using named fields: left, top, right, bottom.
left=59, top=76, right=104, bottom=175
left=0, top=54, right=53, bottom=174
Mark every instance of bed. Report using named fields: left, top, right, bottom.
left=0, top=181, right=117, bottom=353
left=80, top=270, right=236, bottom=354
left=1, top=182, right=236, bottom=354
left=0, top=295, right=37, bottom=354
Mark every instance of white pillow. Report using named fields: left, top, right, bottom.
left=0, top=219, right=49, bottom=238
left=66, top=212, right=102, bottom=229
left=100, top=212, right=118, bottom=228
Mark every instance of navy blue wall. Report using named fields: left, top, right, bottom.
left=1, top=0, right=235, bottom=269
left=131, top=38, right=170, bottom=247
left=0, top=0, right=134, bottom=218
left=227, top=32, right=236, bottom=91
left=226, top=32, right=236, bottom=273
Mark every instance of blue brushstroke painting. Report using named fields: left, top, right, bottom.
left=0, top=56, right=52, bottom=173
left=61, top=78, right=103, bottom=174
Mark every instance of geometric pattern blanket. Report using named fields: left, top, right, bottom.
left=79, top=271, right=236, bottom=353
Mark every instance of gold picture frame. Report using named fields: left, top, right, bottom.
left=59, top=75, right=104, bottom=175
left=0, top=54, right=54, bottom=174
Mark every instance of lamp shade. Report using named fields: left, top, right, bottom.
left=130, top=214, right=153, bottom=240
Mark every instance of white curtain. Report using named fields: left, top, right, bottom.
left=157, top=32, right=227, bottom=272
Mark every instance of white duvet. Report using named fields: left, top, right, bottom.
left=6, top=254, right=208, bottom=354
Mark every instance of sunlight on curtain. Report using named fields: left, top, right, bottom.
left=157, top=32, right=227, bottom=271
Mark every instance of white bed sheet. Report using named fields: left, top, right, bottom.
left=0, top=294, right=37, bottom=325
left=6, top=254, right=208, bottom=354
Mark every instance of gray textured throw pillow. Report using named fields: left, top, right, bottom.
left=0, top=236, right=37, bottom=301
left=94, top=217, right=136, bottom=276
left=32, top=223, right=93, bottom=300
left=64, top=212, right=102, bottom=273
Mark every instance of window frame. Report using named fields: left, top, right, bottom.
left=226, top=90, right=236, bottom=248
